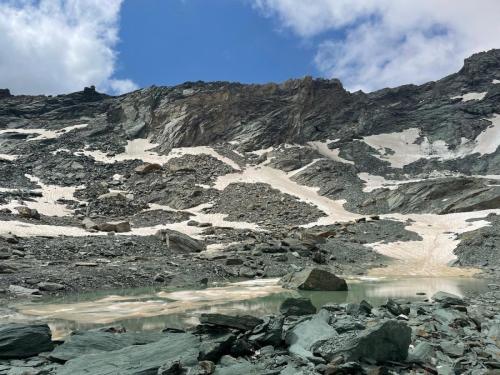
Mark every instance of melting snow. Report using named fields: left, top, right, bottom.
left=307, top=139, right=354, bottom=164
left=363, top=114, right=500, bottom=168
left=451, top=92, right=487, bottom=102
left=367, top=210, right=500, bottom=277
left=81, top=139, right=240, bottom=170
left=0, top=124, right=88, bottom=141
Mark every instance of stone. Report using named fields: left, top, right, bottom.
left=0, top=323, right=53, bottom=359
left=432, top=291, right=467, bottom=307
left=8, top=285, right=40, bottom=296
left=0, top=248, right=11, bottom=259
left=15, top=206, right=40, bottom=220
left=199, top=333, right=236, bottom=362
left=96, top=221, right=131, bottom=233
left=37, top=282, right=65, bottom=291
left=199, top=314, right=263, bottom=331
left=57, top=333, right=200, bottom=375
left=385, top=298, right=410, bottom=316
left=280, top=268, right=348, bottom=291
left=285, top=310, right=337, bottom=360
left=440, top=340, right=465, bottom=357
left=314, top=320, right=411, bottom=363
left=134, top=163, right=161, bottom=174
left=156, top=229, right=206, bottom=253
left=279, top=297, right=317, bottom=316
left=213, top=355, right=264, bottom=375
left=49, top=331, right=167, bottom=362
left=408, top=341, right=434, bottom=363
left=225, top=258, right=244, bottom=266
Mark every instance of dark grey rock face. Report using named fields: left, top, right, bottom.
left=280, top=268, right=348, bottom=291
left=57, top=333, right=200, bottom=375
left=0, top=323, right=53, bottom=359
left=313, top=320, right=412, bottom=362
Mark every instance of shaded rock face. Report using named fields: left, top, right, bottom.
left=57, top=333, right=200, bottom=375
left=0, top=323, right=54, bottom=359
left=313, top=320, right=412, bottom=362
left=280, top=268, right=348, bottom=291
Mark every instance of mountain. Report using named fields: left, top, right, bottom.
left=1, top=49, right=500, bottom=375
left=0, top=49, right=500, bottom=291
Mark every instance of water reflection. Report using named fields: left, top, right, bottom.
left=9, top=277, right=488, bottom=339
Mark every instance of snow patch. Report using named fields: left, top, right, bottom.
left=81, top=139, right=240, bottom=170
left=367, top=210, right=500, bottom=277
left=0, top=124, right=88, bottom=141
left=214, top=165, right=360, bottom=225
left=307, top=139, right=354, bottom=164
left=451, top=91, right=487, bottom=102
left=363, top=114, right=500, bottom=168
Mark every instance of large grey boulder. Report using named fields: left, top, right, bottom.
left=199, top=313, right=263, bottom=331
left=284, top=310, right=337, bottom=361
left=0, top=323, right=53, bottom=359
left=156, top=229, right=206, bottom=253
left=313, top=320, right=411, bottom=362
left=280, top=268, right=348, bottom=291
left=57, top=333, right=200, bottom=375
left=49, top=331, right=167, bottom=362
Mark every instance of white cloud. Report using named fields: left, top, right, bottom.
left=0, top=0, right=137, bottom=95
left=254, top=0, right=500, bottom=92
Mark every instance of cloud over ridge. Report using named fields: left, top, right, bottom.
left=254, top=0, right=500, bottom=92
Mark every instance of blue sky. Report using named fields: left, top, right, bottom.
left=116, top=0, right=321, bottom=87
left=1, top=0, right=499, bottom=95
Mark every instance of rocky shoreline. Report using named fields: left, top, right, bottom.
left=0, top=285, right=499, bottom=375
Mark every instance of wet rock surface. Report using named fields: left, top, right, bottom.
left=1, top=290, right=499, bottom=374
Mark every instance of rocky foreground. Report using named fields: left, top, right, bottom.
left=0, top=286, right=499, bottom=375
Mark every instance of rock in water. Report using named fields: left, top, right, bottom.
left=432, top=291, right=467, bottom=307
left=313, top=320, right=411, bottom=362
left=199, top=313, right=263, bottom=331
left=0, top=323, right=54, bottom=359
left=279, top=297, right=317, bottom=316
left=280, top=268, right=348, bottom=291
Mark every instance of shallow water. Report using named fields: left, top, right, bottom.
left=8, top=277, right=489, bottom=339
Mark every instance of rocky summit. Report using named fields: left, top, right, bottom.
left=0, top=49, right=500, bottom=374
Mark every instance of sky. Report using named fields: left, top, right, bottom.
left=1, top=0, right=500, bottom=95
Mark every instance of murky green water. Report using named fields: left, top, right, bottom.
left=7, top=277, right=489, bottom=339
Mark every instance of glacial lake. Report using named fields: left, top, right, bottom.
left=7, top=276, right=489, bottom=339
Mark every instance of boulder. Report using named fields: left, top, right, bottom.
left=8, top=285, right=40, bottom=296
left=285, top=309, right=337, bottom=361
left=15, top=206, right=40, bottom=220
left=96, top=221, right=131, bottom=233
left=156, top=229, right=206, bottom=253
left=57, top=333, right=200, bottom=375
left=313, top=320, right=411, bottom=362
left=432, top=291, right=467, bottom=307
left=37, top=282, right=65, bottom=292
left=134, top=163, right=161, bottom=174
left=280, top=268, right=348, bottom=291
left=49, top=331, right=166, bottom=362
left=199, top=314, right=263, bottom=331
left=0, top=323, right=53, bottom=359
left=279, top=297, right=317, bottom=316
